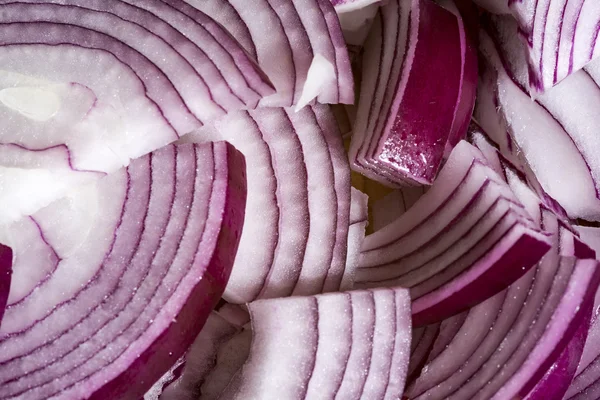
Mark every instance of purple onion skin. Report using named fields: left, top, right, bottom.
left=86, top=144, right=247, bottom=400
left=412, top=232, right=551, bottom=327
left=380, top=0, right=462, bottom=184
left=0, top=244, right=11, bottom=325
left=524, top=311, right=591, bottom=400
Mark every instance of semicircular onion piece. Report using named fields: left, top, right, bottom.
left=0, top=0, right=271, bottom=224
left=404, top=167, right=600, bottom=400
left=502, top=0, right=600, bottom=92
left=0, top=244, right=11, bottom=325
left=0, top=141, right=247, bottom=400
left=475, top=15, right=600, bottom=221
left=181, top=105, right=352, bottom=303
left=216, top=287, right=411, bottom=400
left=355, top=141, right=552, bottom=327
left=184, top=0, right=354, bottom=108
left=348, top=0, right=476, bottom=186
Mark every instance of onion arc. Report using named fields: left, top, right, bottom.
left=475, top=15, right=600, bottom=221
left=355, top=140, right=552, bottom=327
left=216, top=287, right=412, bottom=400
left=185, top=0, right=354, bottom=108
left=0, top=141, right=247, bottom=400
left=349, top=0, right=476, bottom=186
left=182, top=105, right=352, bottom=303
left=0, top=0, right=271, bottom=225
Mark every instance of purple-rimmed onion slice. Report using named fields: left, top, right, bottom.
left=0, top=142, right=246, bottom=399
left=348, top=0, right=476, bottom=186
left=475, top=14, right=600, bottom=221
left=404, top=153, right=599, bottom=400
left=355, top=141, right=551, bottom=327
left=0, top=0, right=271, bottom=224
left=181, top=105, right=352, bottom=303
left=214, top=286, right=411, bottom=399
left=185, top=0, right=354, bottom=108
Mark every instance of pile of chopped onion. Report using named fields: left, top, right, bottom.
left=2, top=1, right=600, bottom=399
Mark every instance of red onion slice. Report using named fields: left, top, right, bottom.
left=502, top=0, right=600, bottom=92
left=185, top=0, right=354, bottom=107
left=349, top=0, right=476, bottom=186
left=0, top=142, right=247, bottom=399
left=182, top=105, right=352, bottom=303
left=356, top=141, right=551, bottom=326
left=0, top=0, right=271, bottom=224
left=218, top=287, right=411, bottom=399
left=476, top=15, right=600, bottom=220
left=405, top=169, right=600, bottom=400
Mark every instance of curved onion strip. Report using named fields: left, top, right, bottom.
left=503, top=0, right=600, bottom=91
left=147, top=312, right=242, bottom=400
left=526, top=318, right=590, bottom=400
left=0, top=0, right=271, bottom=224
left=185, top=0, right=354, bottom=107
left=0, top=142, right=246, bottom=400
left=355, top=141, right=551, bottom=326
left=405, top=169, right=599, bottom=400
left=217, top=287, right=411, bottom=399
left=348, top=0, right=472, bottom=186
left=476, top=15, right=600, bottom=220
left=407, top=324, right=440, bottom=384
left=0, top=244, right=11, bottom=326
left=182, top=105, right=351, bottom=303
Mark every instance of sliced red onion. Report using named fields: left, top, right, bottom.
left=504, top=0, right=600, bottom=92
left=0, top=0, right=271, bottom=224
left=185, top=0, right=354, bottom=107
left=0, top=141, right=247, bottom=399
left=405, top=169, right=600, bottom=400
left=151, top=312, right=242, bottom=400
left=476, top=15, right=600, bottom=220
left=0, top=244, right=11, bottom=326
left=182, top=105, right=352, bottom=303
left=355, top=141, right=551, bottom=326
left=218, top=287, right=412, bottom=399
left=349, top=0, right=476, bottom=186
left=330, top=0, right=381, bottom=13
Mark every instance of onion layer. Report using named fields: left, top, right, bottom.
left=219, top=287, right=412, bottom=399
left=355, top=141, right=551, bottom=327
left=348, top=0, right=476, bottom=186
left=475, top=15, right=600, bottom=221
left=0, top=142, right=247, bottom=399
left=0, top=0, right=271, bottom=225
left=182, top=105, right=352, bottom=303
left=185, top=0, right=354, bottom=107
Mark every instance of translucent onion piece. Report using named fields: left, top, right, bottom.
left=0, top=0, right=271, bottom=224
left=219, top=287, right=412, bottom=400
left=0, top=142, right=247, bottom=399
left=182, top=105, right=352, bottom=303
left=405, top=170, right=599, bottom=400
left=185, top=0, right=354, bottom=107
left=356, top=141, right=551, bottom=326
